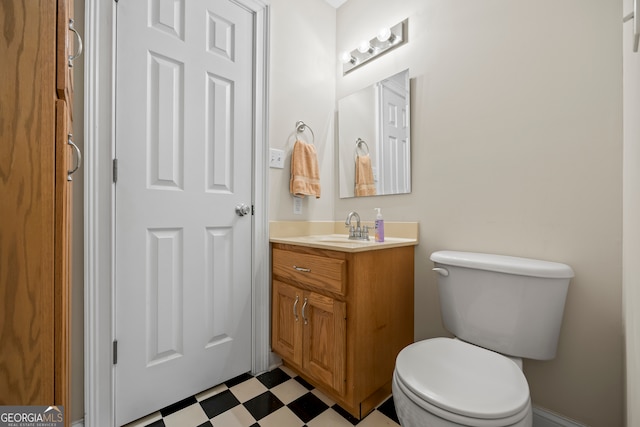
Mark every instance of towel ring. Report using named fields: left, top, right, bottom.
left=295, top=120, right=315, bottom=144
left=355, top=138, right=370, bottom=160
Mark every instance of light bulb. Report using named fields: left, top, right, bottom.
left=377, top=27, right=392, bottom=42
left=357, top=40, right=372, bottom=54
left=341, top=51, right=356, bottom=64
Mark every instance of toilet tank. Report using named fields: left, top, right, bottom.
left=430, top=251, right=574, bottom=360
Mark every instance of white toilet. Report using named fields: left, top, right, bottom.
left=392, top=251, right=574, bottom=427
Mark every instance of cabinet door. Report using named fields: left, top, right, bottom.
left=54, top=100, right=72, bottom=421
left=0, top=0, right=57, bottom=405
left=56, top=0, right=74, bottom=105
left=272, top=280, right=303, bottom=367
left=303, top=292, right=346, bottom=396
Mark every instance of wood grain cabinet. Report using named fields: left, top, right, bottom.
left=271, top=243, right=415, bottom=419
left=1, top=1, right=78, bottom=425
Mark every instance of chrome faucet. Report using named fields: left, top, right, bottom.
left=345, top=211, right=370, bottom=240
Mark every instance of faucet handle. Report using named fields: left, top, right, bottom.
left=362, top=225, right=370, bottom=240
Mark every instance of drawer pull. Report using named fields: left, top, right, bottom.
left=302, top=298, right=309, bottom=325
left=67, top=134, right=82, bottom=181
left=293, top=295, right=299, bottom=322
left=293, top=265, right=311, bottom=273
left=68, top=19, right=83, bottom=68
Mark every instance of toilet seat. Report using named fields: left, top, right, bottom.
left=395, top=338, right=530, bottom=423
left=393, top=372, right=531, bottom=427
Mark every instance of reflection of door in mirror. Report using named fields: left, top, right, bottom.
left=338, top=69, right=411, bottom=198
left=377, top=73, right=410, bottom=195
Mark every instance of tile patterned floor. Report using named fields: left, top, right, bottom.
left=123, top=365, right=401, bottom=427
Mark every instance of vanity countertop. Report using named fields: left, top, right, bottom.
left=269, top=221, right=419, bottom=253
left=270, top=234, right=417, bottom=253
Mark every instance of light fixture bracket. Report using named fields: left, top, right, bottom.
left=342, top=19, right=408, bottom=75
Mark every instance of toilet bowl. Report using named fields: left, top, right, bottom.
left=392, top=251, right=573, bottom=427
left=392, top=338, right=532, bottom=427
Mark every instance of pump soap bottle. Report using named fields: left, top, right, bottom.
left=374, top=208, right=385, bottom=242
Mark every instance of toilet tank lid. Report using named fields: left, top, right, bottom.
left=430, top=251, right=574, bottom=279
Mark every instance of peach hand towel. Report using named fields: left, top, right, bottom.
left=290, top=140, right=321, bottom=198
left=355, top=155, right=376, bottom=196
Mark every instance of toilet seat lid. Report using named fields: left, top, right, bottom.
left=395, top=338, right=530, bottom=420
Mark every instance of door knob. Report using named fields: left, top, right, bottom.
left=235, top=204, right=251, bottom=216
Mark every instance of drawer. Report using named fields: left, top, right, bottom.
left=272, top=249, right=346, bottom=295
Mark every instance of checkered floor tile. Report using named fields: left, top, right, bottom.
left=122, top=366, right=401, bottom=427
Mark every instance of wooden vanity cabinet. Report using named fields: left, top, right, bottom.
left=271, top=243, right=415, bottom=419
left=272, top=280, right=347, bottom=395
left=1, top=1, right=77, bottom=424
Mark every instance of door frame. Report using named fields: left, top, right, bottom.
left=83, top=1, right=271, bottom=425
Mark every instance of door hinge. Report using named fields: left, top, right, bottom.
left=113, top=340, right=118, bottom=365
left=113, top=158, right=118, bottom=183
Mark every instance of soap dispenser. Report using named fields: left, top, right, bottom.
left=374, top=208, right=384, bottom=242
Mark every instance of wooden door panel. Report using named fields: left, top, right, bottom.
left=0, top=0, right=57, bottom=405
left=54, top=100, right=72, bottom=420
left=272, top=281, right=303, bottom=366
left=303, top=292, right=346, bottom=396
left=56, top=0, right=75, bottom=108
left=56, top=0, right=68, bottom=99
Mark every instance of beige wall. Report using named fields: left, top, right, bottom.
left=271, top=0, right=624, bottom=426
left=268, top=0, right=337, bottom=220
left=334, top=1, right=623, bottom=425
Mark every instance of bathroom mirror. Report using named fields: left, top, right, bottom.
left=338, top=69, right=411, bottom=198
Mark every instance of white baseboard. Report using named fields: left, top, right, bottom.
left=71, top=419, right=84, bottom=427
left=533, top=407, right=586, bottom=427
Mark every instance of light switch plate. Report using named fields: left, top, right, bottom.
left=270, top=148, right=284, bottom=168
left=293, top=197, right=302, bottom=215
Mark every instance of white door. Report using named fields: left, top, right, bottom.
left=114, top=0, right=254, bottom=424
left=377, top=78, right=410, bottom=195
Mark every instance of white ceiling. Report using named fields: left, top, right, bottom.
left=324, top=0, right=348, bottom=8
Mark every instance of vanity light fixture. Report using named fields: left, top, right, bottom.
left=341, top=18, right=408, bottom=75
